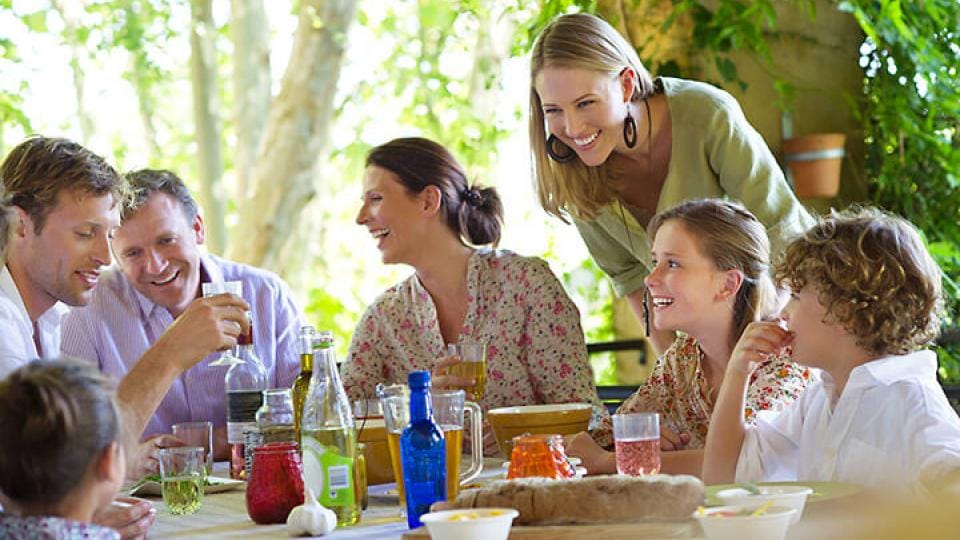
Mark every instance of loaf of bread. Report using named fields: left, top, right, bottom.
left=449, top=474, right=703, bottom=525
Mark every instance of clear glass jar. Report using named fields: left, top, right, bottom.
left=257, top=388, right=296, bottom=443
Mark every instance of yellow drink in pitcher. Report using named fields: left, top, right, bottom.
left=389, top=427, right=464, bottom=502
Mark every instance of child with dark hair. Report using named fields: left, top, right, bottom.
left=0, top=359, right=127, bottom=539
left=704, top=207, right=960, bottom=496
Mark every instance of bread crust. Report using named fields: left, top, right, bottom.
left=451, top=474, right=704, bottom=525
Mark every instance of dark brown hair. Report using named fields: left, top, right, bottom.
left=649, top=199, right=777, bottom=347
left=0, top=136, right=123, bottom=234
left=0, top=358, right=120, bottom=507
left=776, top=206, right=942, bottom=356
left=366, top=137, right=503, bottom=246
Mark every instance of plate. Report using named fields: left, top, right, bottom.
left=705, top=481, right=861, bottom=505
left=128, top=476, right=245, bottom=497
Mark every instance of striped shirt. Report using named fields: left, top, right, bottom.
left=60, top=254, right=304, bottom=438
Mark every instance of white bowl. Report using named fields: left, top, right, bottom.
left=420, top=508, right=519, bottom=540
left=715, top=485, right=813, bottom=524
left=695, top=505, right=796, bottom=540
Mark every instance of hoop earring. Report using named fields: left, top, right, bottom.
left=546, top=134, right=576, bottom=163
left=623, top=111, right=638, bottom=148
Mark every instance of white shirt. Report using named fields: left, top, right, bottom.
left=0, top=265, right=68, bottom=379
left=736, top=350, right=960, bottom=496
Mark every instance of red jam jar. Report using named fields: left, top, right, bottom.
left=507, top=434, right=576, bottom=480
left=246, top=442, right=304, bottom=524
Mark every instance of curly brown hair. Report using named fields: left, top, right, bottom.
left=775, top=206, right=943, bottom=356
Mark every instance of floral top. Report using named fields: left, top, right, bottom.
left=617, top=334, right=810, bottom=449
left=343, top=249, right=612, bottom=454
left=0, top=514, right=119, bottom=540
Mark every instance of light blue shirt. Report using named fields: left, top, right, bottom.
left=60, top=254, right=304, bottom=437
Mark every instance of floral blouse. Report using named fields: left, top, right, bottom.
left=616, top=334, right=810, bottom=449
left=0, top=514, right=119, bottom=540
left=343, top=249, right=612, bottom=454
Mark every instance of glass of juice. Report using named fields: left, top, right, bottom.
left=612, top=412, right=660, bottom=476
left=159, top=446, right=206, bottom=515
left=445, top=342, right=487, bottom=399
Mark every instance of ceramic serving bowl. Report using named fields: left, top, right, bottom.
left=486, top=403, right=592, bottom=456
left=420, top=508, right=519, bottom=540
left=695, top=504, right=796, bottom=540
left=715, top=485, right=812, bottom=524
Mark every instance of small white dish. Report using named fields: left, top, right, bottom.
left=128, top=475, right=244, bottom=497
left=420, top=508, right=519, bottom=540
left=695, top=504, right=796, bottom=540
left=715, top=485, right=812, bottom=524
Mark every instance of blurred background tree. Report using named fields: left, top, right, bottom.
left=1, top=0, right=956, bottom=384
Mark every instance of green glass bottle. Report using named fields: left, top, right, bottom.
left=301, top=331, right=360, bottom=527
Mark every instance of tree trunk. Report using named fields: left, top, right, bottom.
left=52, top=0, right=94, bottom=142
left=230, top=0, right=271, bottom=200
left=226, top=0, right=356, bottom=270
left=190, top=0, right=227, bottom=254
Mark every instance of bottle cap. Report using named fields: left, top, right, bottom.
left=408, top=370, right=431, bottom=388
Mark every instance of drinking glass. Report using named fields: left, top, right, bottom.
left=159, top=446, right=206, bottom=515
left=612, top=412, right=660, bottom=476
left=202, top=280, right=243, bottom=366
left=379, top=385, right=483, bottom=504
left=172, top=421, right=213, bottom=475
left=246, top=442, right=304, bottom=524
left=445, top=341, right=487, bottom=399
left=377, top=384, right=409, bottom=515
left=432, top=389, right=483, bottom=500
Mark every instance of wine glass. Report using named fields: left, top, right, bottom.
left=202, top=280, right=244, bottom=366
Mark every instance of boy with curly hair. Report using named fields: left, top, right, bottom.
left=703, top=206, right=960, bottom=495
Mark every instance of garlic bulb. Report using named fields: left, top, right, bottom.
left=286, top=488, right=337, bottom=536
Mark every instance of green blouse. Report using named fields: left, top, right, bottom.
left=574, top=77, right=815, bottom=296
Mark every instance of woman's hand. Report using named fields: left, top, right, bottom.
left=660, top=427, right=691, bottom=451
left=728, top=321, right=794, bottom=377
left=431, top=353, right=476, bottom=400
left=564, top=431, right=616, bottom=475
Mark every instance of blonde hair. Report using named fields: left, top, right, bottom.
left=776, top=206, right=943, bottom=356
left=649, top=199, right=778, bottom=348
left=529, top=13, right=657, bottom=221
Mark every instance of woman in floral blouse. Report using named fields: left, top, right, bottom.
left=344, top=137, right=610, bottom=454
left=567, top=199, right=809, bottom=475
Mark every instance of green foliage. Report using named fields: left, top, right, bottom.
left=557, top=256, right=618, bottom=385
left=839, top=0, right=960, bottom=380
left=662, top=0, right=813, bottom=106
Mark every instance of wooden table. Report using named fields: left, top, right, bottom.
left=150, top=461, right=868, bottom=539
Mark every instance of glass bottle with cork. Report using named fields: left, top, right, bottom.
left=301, top=331, right=360, bottom=527
left=225, top=312, right=267, bottom=480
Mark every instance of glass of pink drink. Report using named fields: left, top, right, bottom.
left=612, top=412, right=660, bottom=476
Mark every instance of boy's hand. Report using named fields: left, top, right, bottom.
left=728, top=321, right=794, bottom=376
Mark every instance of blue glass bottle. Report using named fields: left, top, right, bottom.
left=400, top=370, right=446, bottom=529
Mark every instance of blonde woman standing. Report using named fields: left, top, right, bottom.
left=529, top=13, right=814, bottom=353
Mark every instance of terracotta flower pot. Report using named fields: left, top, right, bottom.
left=782, top=133, right=846, bottom=199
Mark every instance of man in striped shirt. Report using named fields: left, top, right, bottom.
left=1, top=136, right=250, bottom=540
left=61, top=169, right=304, bottom=476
